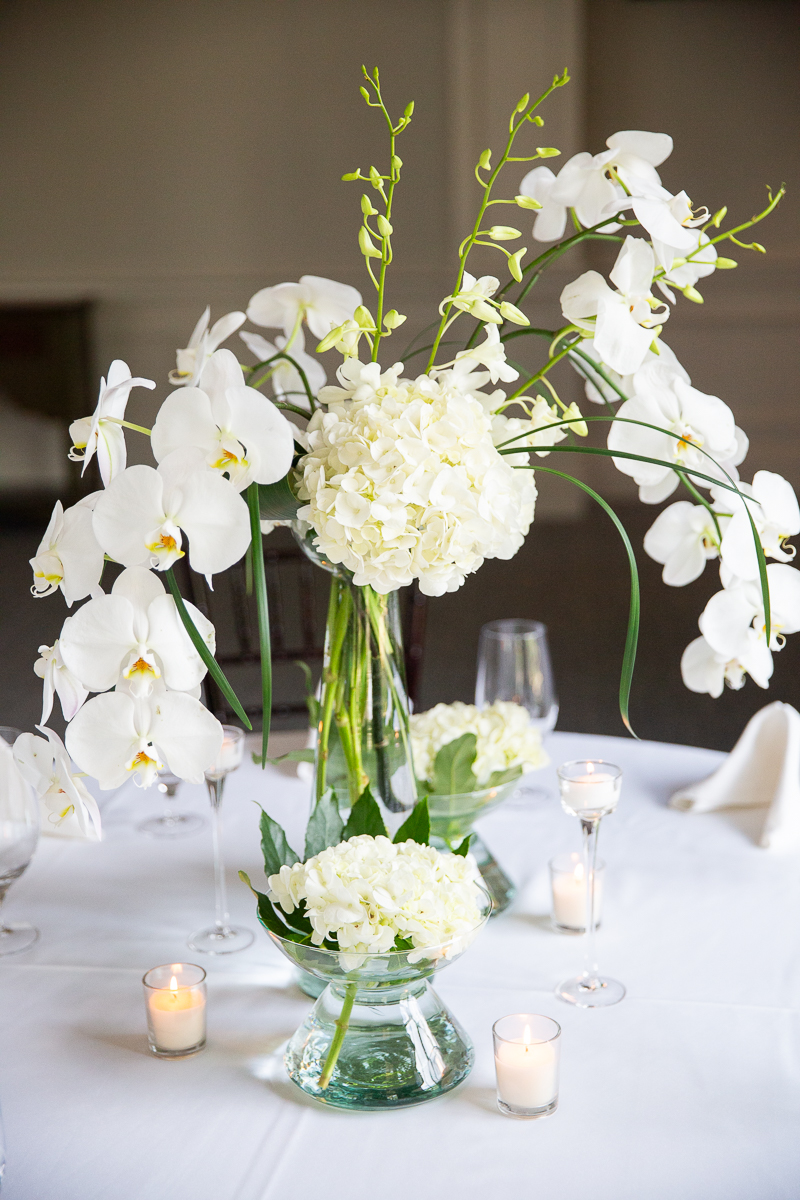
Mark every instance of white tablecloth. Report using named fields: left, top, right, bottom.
left=1, top=731, right=798, bottom=1200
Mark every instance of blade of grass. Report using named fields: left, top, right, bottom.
left=246, top=482, right=272, bottom=766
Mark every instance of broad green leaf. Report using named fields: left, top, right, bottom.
left=431, top=734, right=479, bottom=795
left=258, top=475, right=302, bottom=521
left=393, top=796, right=430, bottom=845
left=487, top=766, right=524, bottom=788
left=259, top=808, right=300, bottom=878
left=453, top=834, right=473, bottom=857
left=342, top=786, right=389, bottom=840
left=305, top=788, right=344, bottom=859
left=238, top=871, right=311, bottom=943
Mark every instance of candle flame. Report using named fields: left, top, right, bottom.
left=574, top=862, right=584, bottom=882
left=523, top=1024, right=531, bottom=1048
left=587, top=761, right=595, bottom=776
left=169, top=975, right=178, bottom=992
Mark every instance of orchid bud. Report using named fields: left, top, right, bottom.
left=361, top=194, right=378, bottom=216
left=404, top=101, right=414, bottom=118
left=478, top=148, right=492, bottom=170
left=515, top=92, right=530, bottom=113
left=341, top=170, right=362, bottom=182
left=383, top=310, right=407, bottom=330
left=358, top=227, right=382, bottom=258
left=317, top=323, right=349, bottom=353
left=488, top=226, right=521, bottom=241
left=715, top=257, right=738, bottom=269
left=564, top=403, right=588, bottom=437
left=354, top=306, right=376, bottom=330
left=507, top=248, right=527, bottom=283
left=752, top=242, right=766, bottom=253
left=359, top=86, right=370, bottom=103
left=391, top=155, right=403, bottom=171
left=515, top=194, right=542, bottom=210
left=536, top=147, right=561, bottom=158
left=499, top=301, right=529, bottom=326
left=683, top=286, right=704, bottom=304
left=532, top=115, right=544, bottom=126
left=711, top=206, right=727, bottom=228
left=377, top=215, right=393, bottom=237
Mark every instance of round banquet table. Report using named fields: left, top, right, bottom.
left=1, top=730, right=798, bottom=1200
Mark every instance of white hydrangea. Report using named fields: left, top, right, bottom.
left=295, top=357, right=538, bottom=597
left=267, top=834, right=483, bottom=960
left=410, top=700, right=548, bottom=787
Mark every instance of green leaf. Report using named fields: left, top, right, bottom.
left=251, top=748, right=315, bottom=767
left=305, top=788, right=344, bottom=859
left=453, top=834, right=473, bottom=857
left=165, top=568, right=252, bottom=730
left=259, top=808, right=300, bottom=877
left=258, top=474, right=302, bottom=522
left=294, top=659, right=321, bottom=724
left=238, top=871, right=310, bottom=944
left=431, top=734, right=479, bottom=795
left=342, top=786, right=388, bottom=840
left=486, top=766, right=524, bottom=788
left=247, top=483, right=272, bottom=766
left=393, top=796, right=430, bottom=845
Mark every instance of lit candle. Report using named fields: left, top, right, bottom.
left=206, top=728, right=245, bottom=780
left=143, top=963, right=207, bottom=1057
left=493, top=1014, right=561, bottom=1118
left=550, top=852, right=605, bottom=931
left=558, top=760, right=620, bottom=817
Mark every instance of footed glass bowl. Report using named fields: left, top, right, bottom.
left=427, top=780, right=520, bottom=913
left=268, top=887, right=491, bottom=1110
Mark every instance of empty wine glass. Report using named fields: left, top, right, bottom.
left=475, top=620, right=558, bottom=804
left=555, top=759, right=624, bottom=1008
left=188, top=726, right=254, bottom=955
left=0, top=727, right=40, bottom=955
left=139, top=769, right=205, bottom=838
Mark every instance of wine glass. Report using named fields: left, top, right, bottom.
left=188, top=726, right=254, bottom=955
left=475, top=619, right=558, bottom=804
left=555, top=759, right=624, bottom=1008
left=139, top=769, right=205, bottom=838
left=0, top=727, right=40, bottom=955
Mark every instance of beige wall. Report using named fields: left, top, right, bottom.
left=0, top=0, right=796, bottom=512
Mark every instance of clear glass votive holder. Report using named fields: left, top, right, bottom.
left=143, top=963, right=207, bottom=1057
left=558, top=759, right=622, bottom=819
left=493, top=1013, right=561, bottom=1119
left=550, top=852, right=605, bottom=933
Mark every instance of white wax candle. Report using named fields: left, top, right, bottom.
left=146, top=980, right=206, bottom=1051
left=207, top=736, right=243, bottom=779
left=552, top=862, right=604, bottom=929
left=560, top=772, right=617, bottom=814
left=495, top=1036, right=558, bottom=1109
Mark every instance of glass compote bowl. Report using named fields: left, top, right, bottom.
left=266, top=886, right=492, bottom=1110
left=427, top=780, right=520, bottom=913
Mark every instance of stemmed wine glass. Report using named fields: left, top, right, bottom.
left=139, top=769, right=205, bottom=838
left=555, top=759, right=624, bottom=1008
left=188, top=726, right=254, bottom=955
left=0, top=727, right=40, bottom=955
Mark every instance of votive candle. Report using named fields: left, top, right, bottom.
left=143, top=963, right=207, bottom=1057
left=493, top=1014, right=561, bottom=1118
left=550, top=852, right=605, bottom=932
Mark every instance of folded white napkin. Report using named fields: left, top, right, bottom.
left=669, top=701, right=800, bottom=850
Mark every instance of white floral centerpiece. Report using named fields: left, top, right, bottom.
left=18, top=65, right=794, bottom=847
left=410, top=700, right=547, bottom=794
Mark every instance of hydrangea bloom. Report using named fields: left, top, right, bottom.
left=295, top=359, right=538, bottom=596
left=410, top=700, right=547, bottom=786
left=267, top=834, right=483, bottom=959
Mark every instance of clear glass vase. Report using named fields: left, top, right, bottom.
left=294, top=525, right=417, bottom=827
left=268, top=887, right=491, bottom=1110
left=427, top=779, right=520, bottom=914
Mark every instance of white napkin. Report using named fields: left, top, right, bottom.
left=669, top=701, right=800, bottom=850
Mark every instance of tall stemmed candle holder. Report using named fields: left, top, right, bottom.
left=555, top=760, right=624, bottom=1008
left=188, top=726, right=254, bottom=955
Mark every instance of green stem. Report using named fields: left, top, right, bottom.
left=247, top=353, right=316, bottom=412
left=103, top=417, right=152, bottom=435
left=319, top=981, right=358, bottom=1090
left=316, top=582, right=353, bottom=802
left=246, top=483, right=272, bottom=765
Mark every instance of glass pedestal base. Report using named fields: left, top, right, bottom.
left=471, top=834, right=516, bottom=915
left=139, top=812, right=205, bottom=838
left=556, top=974, right=626, bottom=1008
left=285, top=980, right=474, bottom=1109
left=188, top=923, right=254, bottom=955
left=0, top=923, right=39, bottom=956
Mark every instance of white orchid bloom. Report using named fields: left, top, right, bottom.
left=65, top=688, right=223, bottom=789
left=603, top=187, right=702, bottom=265
left=607, top=360, right=740, bottom=503
left=680, top=635, right=764, bottom=697
left=34, top=636, right=88, bottom=723
left=644, top=501, right=726, bottom=586
left=656, top=232, right=718, bottom=303
left=68, top=361, right=156, bottom=486
left=14, top=728, right=101, bottom=840
left=151, top=349, right=294, bottom=491
left=59, top=565, right=214, bottom=698
left=29, top=495, right=105, bottom=605
left=247, top=275, right=362, bottom=341
left=718, top=471, right=800, bottom=582
left=561, top=238, right=669, bottom=376
left=574, top=336, right=689, bottom=405
left=442, top=273, right=502, bottom=324
left=453, top=325, right=519, bottom=385
left=239, top=328, right=326, bottom=401
left=700, top=564, right=800, bottom=674
left=521, top=131, right=674, bottom=242
left=92, top=445, right=251, bottom=578
left=169, top=307, right=246, bottom=388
